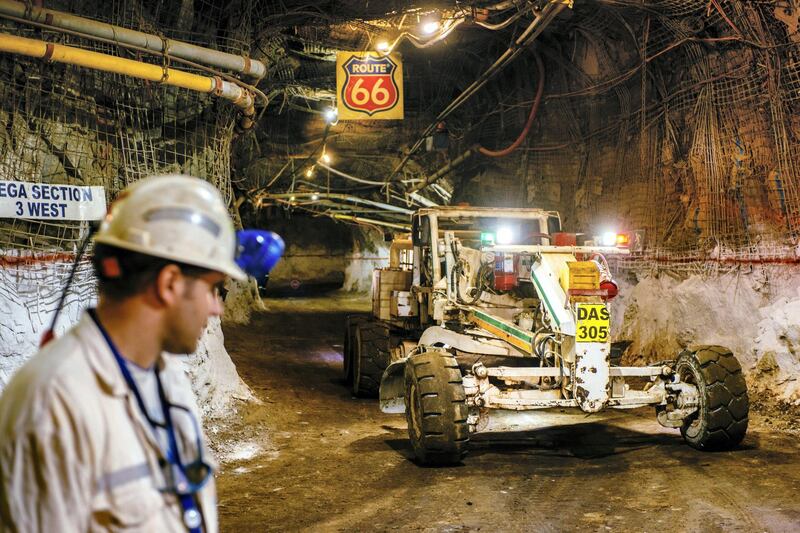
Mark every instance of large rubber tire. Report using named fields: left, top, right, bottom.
left=675, top=345, right=749, bottom=450
left=404, top=349, right=469, bottom=466
left=343, top=315, right=368, bottom=385
left=353, top=319, right=391, bottom=397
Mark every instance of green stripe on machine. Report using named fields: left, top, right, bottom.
left=531, top=271, right=561, bottom=327
left=472, top=309, right=532, bottom=343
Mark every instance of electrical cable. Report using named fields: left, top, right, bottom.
left=473, top=3, right=533, bottom=31
left=387, top=1, right=565, bottom=183
left=40, top=223, right=97, bottom=346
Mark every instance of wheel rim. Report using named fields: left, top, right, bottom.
left=677, top=360, right=703, bottom=439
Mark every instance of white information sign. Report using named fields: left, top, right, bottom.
left=0, top=180, right=106, bottom=221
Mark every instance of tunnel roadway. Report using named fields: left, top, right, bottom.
left=216, top=295, right=800, bottom=532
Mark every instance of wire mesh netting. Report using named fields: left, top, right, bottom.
left=0, top=1, right=251, bottom=335
left=474, top=0, right=800, bottom=263
left=3, top=0, right=800, bottom=274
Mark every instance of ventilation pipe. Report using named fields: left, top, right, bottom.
left=0, top=0, right=266, bottom=79
left=0, top=33, right=256, bottom=130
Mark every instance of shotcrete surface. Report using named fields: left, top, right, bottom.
left=216, top=294, right=800, bottom=532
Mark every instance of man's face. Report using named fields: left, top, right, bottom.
left=163, top=270, right=226, bottom=354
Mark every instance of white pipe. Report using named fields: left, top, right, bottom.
left=0, top=32, right=256, bottom=129
left=263, top=192, right=414, bottom=215
left=317, top=162, right=385, bottom=186
left=407, top=192, right=438, bottom=207
left=331, top=214, right=410, bottom=231
left=0, top=0, right=267, bottom=79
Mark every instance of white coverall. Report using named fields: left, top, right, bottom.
left=0, top=313, right=218, bottom=532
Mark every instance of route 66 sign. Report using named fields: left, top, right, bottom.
left=336, top=52, right=404, bottom=120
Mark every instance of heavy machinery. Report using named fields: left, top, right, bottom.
left=342, top=207, right=749, bottom=465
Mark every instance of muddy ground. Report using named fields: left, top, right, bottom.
left=216, top=294, right=800, bottom=532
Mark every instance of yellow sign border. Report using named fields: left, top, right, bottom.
left=575, top=303, right=610, bottom=343
left=336, top=52, right=404, bottom=120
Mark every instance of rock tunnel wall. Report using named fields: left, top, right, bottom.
left=439, top=2, right=800, bottom=259
left=245, top=209, right=389, bottom=295
left=609, top=265, right=800, bottom=405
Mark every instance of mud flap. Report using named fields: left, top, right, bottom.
left=610, top=340, right=632, bottom=366
left=379, top=358, right=408, bottom=414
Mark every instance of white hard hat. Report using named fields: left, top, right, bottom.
left=94, top=175, right=246, bottom=280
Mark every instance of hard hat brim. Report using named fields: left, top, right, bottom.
left=94, top=234, right=248, bottom=281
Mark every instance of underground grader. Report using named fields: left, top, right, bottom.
left=342, top=207, right=749, bottom=465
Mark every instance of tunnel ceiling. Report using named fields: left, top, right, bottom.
left=230, top=0, right=800, bottom=255
left=0, top=0, right=798, bottom=256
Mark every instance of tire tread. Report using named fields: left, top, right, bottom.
left=677, top=345, right=749, bottom=451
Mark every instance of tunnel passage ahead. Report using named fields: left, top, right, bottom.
left=217, top=295, right=800, bottom=532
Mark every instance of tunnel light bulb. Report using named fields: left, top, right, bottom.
left=324, top=107, right=338, bottom=124
left=421, top=20, right=440, bottom=35
left=601, top=231, right=617, bottom=247
left=289, top=195, right=296, bottom=202
left=320, top=152, right=331, bottom=164
left=311, top=194, right=320, bottom=201
left=376, top=40, right=390, bottom=52
left=496, top=226, right=514, bottom=245
left=305, top=168, right=314, bottom=178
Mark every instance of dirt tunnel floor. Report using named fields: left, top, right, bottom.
left=217, top=294, right=800, bottom=532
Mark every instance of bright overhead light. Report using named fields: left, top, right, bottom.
left=324, top=107, right=338, bottom=124
left=320, top=152, right=331, bottom=164
left=376, top=40, right=390, bottom=52
left=289, top=195, right=296, bottom=202
left=421, top=20, right=440, bottom=35
left=311, top=194, right=320, bottom=201
left=305, top=168, right=314, bottom=178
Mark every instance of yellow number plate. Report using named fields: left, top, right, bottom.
left=575, top=303, right=610, bottom=343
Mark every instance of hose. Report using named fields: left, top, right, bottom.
left=478, top=49, right=545, bottom=158
left=453, top=260, right=483, bottom=305
left=477, top=262, right=498, bottom=294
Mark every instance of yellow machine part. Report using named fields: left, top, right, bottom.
left=560, top=260, right=600, bottom=291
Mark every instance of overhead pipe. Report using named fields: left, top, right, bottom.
left=0, top=33, right=256, bottom=130
left=314, top=164, right=438, bottom=202
left=317, top=162, right=385, bottom=186
left=305, top=199, right=409, bottom=220
left=408, top=147, right=475, bottom=193
left=407, top=192, right=438, bottom=207
left=0, top=0, right=266, bottom=79
left=261, top=192, right=414, bottom=215
left=316, top=206, right=409, bottom=219
left=330, top=214, right=410, bottom=231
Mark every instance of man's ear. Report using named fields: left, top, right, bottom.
left=153, top=264, right=184, bottom=307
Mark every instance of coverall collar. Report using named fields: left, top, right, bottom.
left=74, top=311, right=167, bottom=398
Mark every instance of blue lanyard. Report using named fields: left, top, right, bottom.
left=89, top=310, right=204, bottom=533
